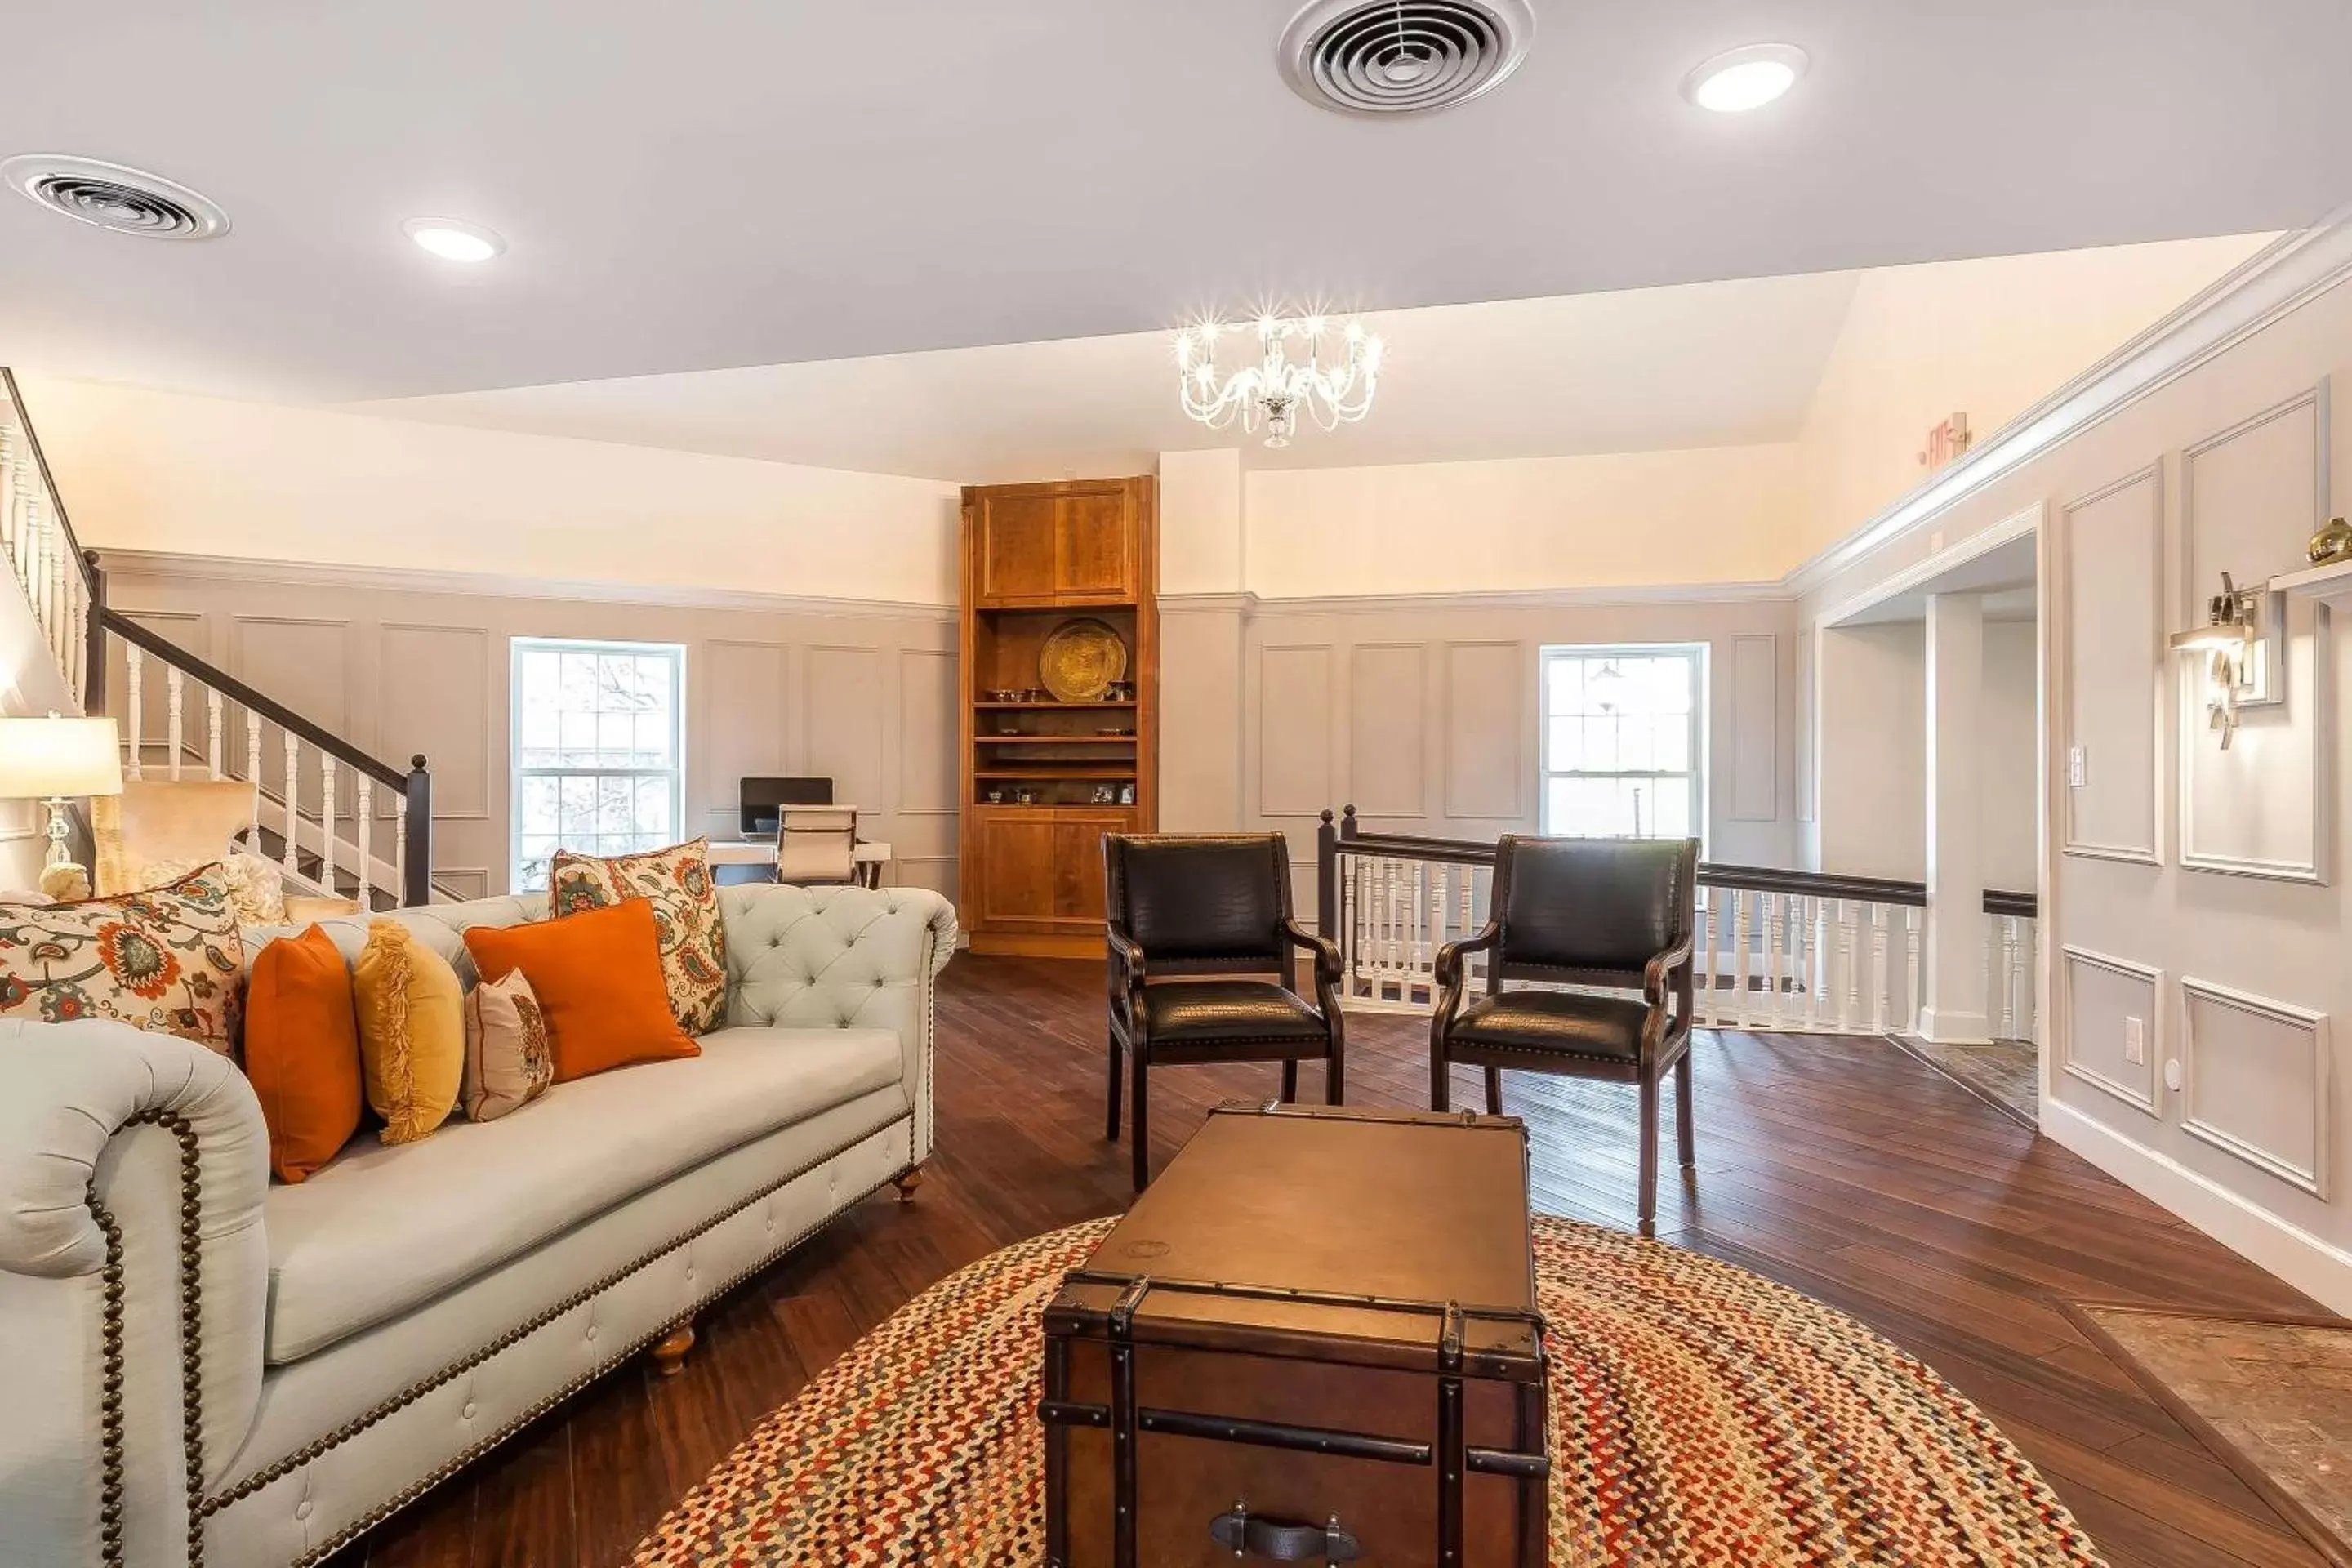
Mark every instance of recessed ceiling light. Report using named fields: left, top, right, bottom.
left=402, top=216, right=504, bottom=262
left=1682, top=43, right=1808, bottom=113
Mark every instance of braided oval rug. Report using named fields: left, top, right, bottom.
left=634, top=1215, right=2105, bottom=1566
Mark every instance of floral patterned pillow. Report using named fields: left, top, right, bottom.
left=547, top=839, right=728, bottom=1036
left=0, top=866, right=246, bottom=1053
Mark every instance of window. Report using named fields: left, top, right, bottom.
left=1539, top=644, right=1704, bottom=841
left=510, top=638, right=685, bottom=891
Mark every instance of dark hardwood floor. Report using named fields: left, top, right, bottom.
left=339, top=956, right=2328, bottom=1568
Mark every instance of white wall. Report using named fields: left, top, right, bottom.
left=1814, top=622, right=1924, bottom=880
left=1793, top=234, right=2274, bottom=560
left=1243, top=443, right=1800, bottom=599
left=1800, top=238, right=2352, bottom=1312
left=23, top=377, right=964, bottom=607
left=1980, top=620, right=2039, bottom=892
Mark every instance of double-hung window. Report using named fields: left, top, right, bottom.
left=510, top=638, right=685, bottom=892
left=1539, top=644, right=1704, bottom=842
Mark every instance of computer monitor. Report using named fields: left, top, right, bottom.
left=739, top=777, right=833, bottom=838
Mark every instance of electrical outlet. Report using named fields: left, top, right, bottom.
left=2165, top=1058, right=2183, bottom=1093
left=2068, top=746, right=2087, bottom=787
left=2123, top=1015, right=2145, bottom=1066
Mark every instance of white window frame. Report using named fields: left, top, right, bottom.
left=509, top=636, right=687, bottom=892
left=1537, top=642, right=1708, bottom=844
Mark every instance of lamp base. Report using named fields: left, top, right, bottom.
left=41, top=795, right=75, bottom=868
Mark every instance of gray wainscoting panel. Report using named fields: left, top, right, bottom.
left=898, top=648, right=959, bottom=816
left=804, top=645, right=885, bottom=814
left=1729, top=633, right=1778, bottom=822
left=1348, top=642, right=1427, bottom=818
left=700, top=640, right=791, bottom=832
left=1443, top=640, right=1525, bottom=821
left=2060, top=468, right=2162, bottom=864
left=378, top=624, right=490, bottom=818
left=1258, top=644, right=1333, bottom=817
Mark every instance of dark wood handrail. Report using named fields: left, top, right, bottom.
left=1, top=367, right=101, bottom=597
left=1313, top=805, right=2037, bottom=927
left=100, top=609, right=414, bottom=789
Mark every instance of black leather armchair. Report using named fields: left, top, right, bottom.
left=1105, top=834, right=1345, bottom=1189
left=1430, top=835, right=1699, bottom=1236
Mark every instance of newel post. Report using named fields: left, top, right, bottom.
left=403, top=754, right=432, bottom=907
left=82, top=550, right=106, bottom=716
left=1316, top=808, right=1338, bottom=938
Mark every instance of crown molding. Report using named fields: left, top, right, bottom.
left=90, top=549, right=957, bottom=621
left=1784, top=211, right=2352, bottom=601
left=1164, top=580, right=1789, bottom=617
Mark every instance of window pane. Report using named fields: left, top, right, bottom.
left=1654, top=721, right=1690, bottom=773
left=1653, top=782, right=1693, bottom=839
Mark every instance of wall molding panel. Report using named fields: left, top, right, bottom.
left=2058, top=945, right=2165, bottom=1117
left=2179, top=976, right=2332, bottom=1200
left=1728, top=634, right=1779, bottom=822
left=1441, top=639, right=1526, bottom=822
left=896, top=648, right=960, bottom=817
left=1257, top=644, right=1334, bottom=818
left=2056, top=465, right=2163, bottom=865
left=1347, top=641, right=1428, bottom=818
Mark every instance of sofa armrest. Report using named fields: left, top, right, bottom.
left=723, top=884, right=960, bottom=1165
left=0, top=1018, right=271, bottom=1566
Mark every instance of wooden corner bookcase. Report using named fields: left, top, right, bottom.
left=958, top=476, right=1158, bottom=958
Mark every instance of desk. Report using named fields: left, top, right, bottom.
left=706, top=838, right=891, bottom=889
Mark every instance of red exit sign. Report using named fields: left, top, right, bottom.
left=1917, top=412, right=1972, bottom=470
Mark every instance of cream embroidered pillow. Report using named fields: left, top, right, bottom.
left=462, top=968, right=554, bottom=1122
left=136, top=849, right=287, bottom=927
left=548, top=839, right=728, bottom=1035
left=0, top=867, right=244, bottom=1052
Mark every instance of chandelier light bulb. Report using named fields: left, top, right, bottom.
left=1174, top=310, right=1382, bottom=448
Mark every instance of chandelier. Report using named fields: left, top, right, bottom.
left=1174, top=313, right=1383, bottom=448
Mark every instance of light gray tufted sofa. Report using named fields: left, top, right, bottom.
left=0, top=881, right=956, bottom=1568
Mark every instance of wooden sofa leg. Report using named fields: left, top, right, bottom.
left=651, top=1322, right=696, bottom=1379
left=891, top=1165, right=925, bottom=1202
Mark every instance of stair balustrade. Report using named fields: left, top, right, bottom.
left=2, top=368, right=440, bottom=906
left=1314, top=805, right=2038, bottom=1043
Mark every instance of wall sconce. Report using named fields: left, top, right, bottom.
left=2168, top=572, right=2269, bottom=748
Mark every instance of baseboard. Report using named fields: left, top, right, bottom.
left=2042, top=1098, right=2352, bottom=1315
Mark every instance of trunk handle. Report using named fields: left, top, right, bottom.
left=1209, top=1505, right=1363, bottom=1563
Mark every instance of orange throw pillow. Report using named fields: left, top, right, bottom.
left=243, top=925, right=363, bottom=1183
left=462, top=898, right=697, bottom=1083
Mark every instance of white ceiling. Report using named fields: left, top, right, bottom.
left=351, top=269, right=1863, bottom=479
left=2, top=0, right=2348, bottom=403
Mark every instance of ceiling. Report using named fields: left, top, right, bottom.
left=2, top=0, right=2348, bottom=404
left=350, top=269, right=1863, bottom=479
left=1833, top=533, right=2038, bottom=626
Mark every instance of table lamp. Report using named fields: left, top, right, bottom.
left=0, top=712, right=125, bottom=874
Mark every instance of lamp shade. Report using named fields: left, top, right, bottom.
left=0, top=716, right=124, bottom=798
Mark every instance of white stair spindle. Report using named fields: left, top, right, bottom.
left=205, top=688, right=225, bottom=779
left=1459, top=871, right=1477, bottom=991
left=354, top=776, right=373, bottom=908
left=1793, top=896, right=1816, bottom=1027
left=319, top=755, right=336, bottom=888
left=1410, top=859, right=1427, bottom=994
left=1869, top=904, right=1890, bottom=1033
left=283, top=732, right=300, bottom=873
left=0, top=424, right=16, bottom=568
left=1762, top=892, right=1784, bottom=1031
left=165, top=667, right=185, bottom=780
left=1836, top=902, right=1859, bottom=1032
left=47, top=520, right=65, bottom=666
left=70, top=577, right=88, bottom=709
left=1428, top=863, right=1450, bottom=1000
left=1695, top=888, right=1717, bottom=1026
left=1904, top=907, right=1923, bottom=1036
left=246, top=711, right=263, bottom=847
left=20, top=488, right=42, bottom=623
left=1731, top=888, right=1753, bottom=1030
left=124, top=644, right=145, bottom=781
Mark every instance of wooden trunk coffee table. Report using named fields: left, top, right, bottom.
left=1040, top=1102, right=1548, bottom=1567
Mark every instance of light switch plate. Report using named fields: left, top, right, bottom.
left=2123, top=1015, right=2145, bottom=1065
left=2068, top=746, right=2087, bottom=787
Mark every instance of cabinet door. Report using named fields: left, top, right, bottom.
left=1054, top=487, right=1138, bottom=600
left=974, top=492, right=1060, bottom=604
left=969, top=808, right=1127, bottom=931
left=1049, top=813, right=1125, bottom=921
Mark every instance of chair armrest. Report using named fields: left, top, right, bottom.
left=0, top=1018, right=272, bottom=1544
left=1642, top=934, right=1696, bottom=1009
left=1279, top=920, right=1341, bottom=986
left=1432, top=922, right=1501, bottom=989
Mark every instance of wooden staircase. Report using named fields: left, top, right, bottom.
left=1, top=367, right=446, bottom=906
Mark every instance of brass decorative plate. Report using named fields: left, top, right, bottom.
left=1038, top=618, right=1129, bottom=702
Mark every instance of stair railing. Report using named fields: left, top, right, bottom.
left=1, top=367, right=439, bottom=907
left=1314, top=805, right=2038, bottom=1043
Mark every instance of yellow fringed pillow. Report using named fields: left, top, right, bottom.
left=352, top=919, right=463, bottom=1144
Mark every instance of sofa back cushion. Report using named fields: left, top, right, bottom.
left=463, top=898, right=697, bottom=1082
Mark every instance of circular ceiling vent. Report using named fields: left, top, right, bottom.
left=1, top=154, right=230, bottom=239
left=1279, top=0, right=1535, bottom=117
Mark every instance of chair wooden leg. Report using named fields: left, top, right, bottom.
left=1430, top=1042, right=1450, bottom=1112
left=1675, top=1051, right=1696, bottom=1169
left=1484, top=1066, right=1504, bottom=1116
left=1280, top=1058, right=1298, bottom=1103
left=1637, top=1076, right=1661, bottom=1238
left=1325, top=1044, right=1345, bottom=1106
left=1131, top=1054, right=1152, bottom=1191
left=650, top=1321, right=695, bottom=1379
left=1106, top=1038, right=1123, bottom=1142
